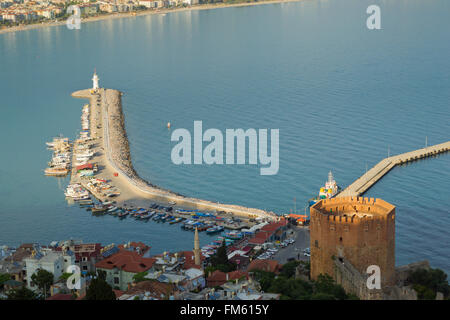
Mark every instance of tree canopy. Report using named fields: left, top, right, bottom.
left=6, top=286, right=37, bottom=300
left=0, top=273, right=11, bottom=285
left=31, top=269, right=54, bottom=298
left=280, top=261, right=300, bottom=278
left=408, top=267, right=450, bottom=299
left=208, top=240, right=236, bottom=273
left=59, top=272, right=72, bottom=282
left=252, top=261, right=356, bottom=300
left=132, top=271, right=149, bottom=283
left=85, top=276, right=116, bottom=300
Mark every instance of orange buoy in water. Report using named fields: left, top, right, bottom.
left=167, top=122, right=171, bottom=129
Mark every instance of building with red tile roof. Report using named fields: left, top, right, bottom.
left=113, top=289, right=125, bottom=299
left=260, top=219, right=287, bottom=232
left=118, top=241, right=151, bottom=256
left=95, top=250, right=157, bottom=291
left=120, top=280, right=177, bottom=300
left=178, top=251, right=206, bottom=270
left=248, top=232, right=271, bottom=245
left=247, top=220, right=288, bottom=245
left=96, top=250, right=156, bottom=273
left=241, top=246, right=253, bottom=254
left=247, top=259, right=281, bottom=273
left=206, top=270, right=249, bottom=287
left=229, top=254, right=250, bottom=270
left=46, top=293, right=75, bottom=300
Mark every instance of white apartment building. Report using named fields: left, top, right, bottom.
left=24, top=248, right=75, bottom=291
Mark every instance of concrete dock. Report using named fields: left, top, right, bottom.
left=72, top=88, right=277, bottom=221
left=338, top=141, right=450, bottom=197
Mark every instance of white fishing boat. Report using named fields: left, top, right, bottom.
left=77, top=151, right=94, bottom=157
left=108, top=206, right=119, bottom=213
left=76, top=155, right=92, bottom=161
left=65, top=184, right=90, bottom=199
left=46, top=136, right=70, bottom=148
left=49, top=163, right=69, bottom=170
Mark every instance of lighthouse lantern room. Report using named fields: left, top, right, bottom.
left=92, top=70, right=99, bottom=91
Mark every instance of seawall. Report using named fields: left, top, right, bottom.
left=72, top=88, right=277, bottom=221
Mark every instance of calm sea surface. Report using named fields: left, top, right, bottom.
left=0, top=0, right=449, bottom=272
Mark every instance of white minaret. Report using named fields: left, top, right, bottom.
left=92, top=69, right=99, bottom=91
left=194, top=227, right=201, bottom=266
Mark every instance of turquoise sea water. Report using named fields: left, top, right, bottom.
left=0, top=0, right=449, bottom=272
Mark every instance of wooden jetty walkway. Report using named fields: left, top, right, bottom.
left=338, top=141, right=450, bottom=197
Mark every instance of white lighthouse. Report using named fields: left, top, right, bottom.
left=92, top=70, right=99, bottom=91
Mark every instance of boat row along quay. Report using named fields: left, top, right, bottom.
left=338, top=140, right=450, bottom=198
left=70, top=77, right=277, bottom=224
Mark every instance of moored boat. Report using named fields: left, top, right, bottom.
left=91, top=205, right=109, bottom=214
left=44, top=167, right=69, bottom=176
left=309, top=171, right=341, bottom=206
left=206, top=225, right=224, bottom=234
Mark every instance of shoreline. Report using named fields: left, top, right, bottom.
left=72, top=88, right=278, bottom=221
left=0, top=0, right=303, bottom=35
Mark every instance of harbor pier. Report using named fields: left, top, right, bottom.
left=72, top=88, right=277, bottom=221
left=338, top=141, right=450, bottom=197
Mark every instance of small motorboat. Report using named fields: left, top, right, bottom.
left=108, top=206, right=119, bottom=213
left=118, top=211, right=128, bottom=218
left=206, top=225, right=224, bottom=234
left=91, top=205, right=108, bottom=214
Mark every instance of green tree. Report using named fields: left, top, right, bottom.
left=216, top=263, right=236, bottom=273
left=268, top=277, right=313, bottom=300
left=204, top=265, right=216, bottom=277
left=59, top=272, right=72, bottom=282
left=6, top=286, right=37, bottom=300
left=31, top=269, right=54, bottom=298
left=132, top=271, right=148, bottom=283
left=314, top=274, right=348, bottom=300
left=413, top=284, right=436, bottom=300
left=208, top=240, right=236, bottom=272
left=252, top=270, right=351, bottom=300
left=212, top=240, right=229, bottom=266
left=408, top=268, right=450, bottom=299
left=300, top=261, right=310, bottom=274
left=0, top=273, right=11, bottom=285
left=311, top=292, right=336, bottom=300
left=280, top=261, right=300, bottom=278
left=251, top=270, right=275, bottom=291
left=85, top=276, right=116, bottom=300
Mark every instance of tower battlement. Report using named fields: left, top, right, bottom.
left=312, top=196, right=395, bottom=222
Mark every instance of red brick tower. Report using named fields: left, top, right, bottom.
left=310, top=197, right=396, bottom=287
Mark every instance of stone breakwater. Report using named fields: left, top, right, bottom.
left=104, top=90, right=142, bottom=186
left=73, top=88, right=277, bottom=220
left=103, top=89, right=184, bottom=196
